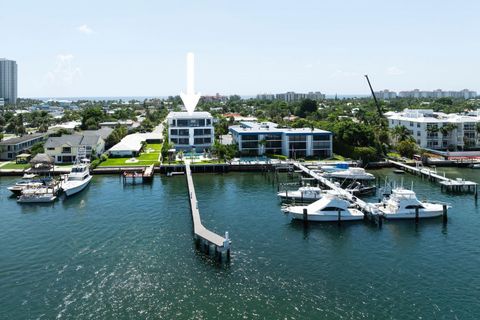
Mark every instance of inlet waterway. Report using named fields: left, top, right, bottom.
left=1, top=168, right=479, bottom=319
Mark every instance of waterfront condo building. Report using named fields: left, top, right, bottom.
left=0, top=58, right=17, bottom=105
left=229, top=121, right=332, bottom=158
left=386, top=109, right=480, bottom=150
left=166, top=112, right=214, bottom=151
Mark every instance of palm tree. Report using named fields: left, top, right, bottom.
left=440, top=123, right=457, bottom=137
left=391, top=125, right=411, bottom=143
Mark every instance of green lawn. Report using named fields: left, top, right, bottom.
left=99, top=143, right=162, bottom=167
left=146, top=143, right=162, bottom=151
left=138, top=152, right=160, bottom=161
left=1, top=163, right=31, bottom=170
left=99, top=158, right=158, bottom=167
left=387, top=152, right=401, bottom=159
left=192, top=160, right=225, bottom=164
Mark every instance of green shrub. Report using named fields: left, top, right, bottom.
left=91, top=159, right=101, bottom=169
left=266, top=154, right=288, bottom=161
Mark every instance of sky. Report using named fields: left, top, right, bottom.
left=1, top=0, right=479, bottom=98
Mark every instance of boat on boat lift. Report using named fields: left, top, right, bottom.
left=324, top=167, right=375, bottom=181
left=277, top=185, right=339, bottom=202
left=283, top=194, right=364, bottom=222
left=371, top=184, right=448, bottom=219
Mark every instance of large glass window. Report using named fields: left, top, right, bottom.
left=289, top=135, right=307, bottom=142
left=313, top=135, right=330, bottom=141
left=194, top=137, right=212, bottom=144
left=266, top=141, right=282, bottom=148
left=194, top=129, right=212, bottom=135
left=178, top=129, right=189, bottom=136
left=242, top=141, right=258, bottom=149
left=241, top=135, right=258, bottom=141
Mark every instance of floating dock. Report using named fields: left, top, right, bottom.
left=121, top=165, right=155, bottom=184
left=142, top=164, right=154, bottom=181
left=185, top=162, right=231, bottom=261
left=387, top=159, right=478, bottom=196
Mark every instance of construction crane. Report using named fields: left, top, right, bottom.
left=364, top=74, right=383, bottom=117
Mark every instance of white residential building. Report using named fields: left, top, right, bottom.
left=166, top=112, right=214, bottom=151
left=229, top=121, right=332, bottom=158
left=386, top=109, right=480, bottom=150
left=45, top=134, right=106, bottom=163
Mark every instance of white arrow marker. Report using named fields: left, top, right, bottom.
left=180, top=52, right=201, bottom=115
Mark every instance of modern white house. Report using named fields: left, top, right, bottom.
left=229, top=121, right=332, bottom=158
left=166, top=112, right=214, bottom=151
left=386, top=109, right=480, bottom=150
left=44, top=134, right=106, bottom=163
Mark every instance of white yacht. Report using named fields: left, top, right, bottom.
left=324, top=167, right=375, bottom=181
left=277, top=186, right=324, bottom=202
left=283, top=195, right=364, bottom=222
left=372, top=188, right=446, bottom=219
left=62, top=158, right=92, bottom=196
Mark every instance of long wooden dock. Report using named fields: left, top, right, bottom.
left=387, top=159, right=478, bottom=196
left=291, top=162, right=378, bottom=217
left=185, top=162, right=231, bottom=260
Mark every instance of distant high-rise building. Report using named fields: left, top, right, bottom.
left=398, top=89, right=476, bottom=99
left=258, top=91, right=325, bottom=102
left=0, top=58, right=17, bottom=105
left=374, top=89, right=397, bottom=100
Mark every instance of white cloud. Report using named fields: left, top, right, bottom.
left=331, top=70, right=360, bottom=78
left=44, top=54, right=82, bottom=86
left=77, top=24, right=93, bottom=34
left=386, top=66, right=405, bottom=76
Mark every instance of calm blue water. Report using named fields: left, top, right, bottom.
left=0, top=169, right=479, bottom=319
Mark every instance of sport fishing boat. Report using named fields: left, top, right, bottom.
left=371, top=187, right=446, bottom=219
left=61, top=158, right=92, bottom=196
left=283, top=195, right=364, bottom=222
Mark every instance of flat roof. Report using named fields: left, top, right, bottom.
left=109, top=132, right=162, bottom=152
left=166, top=111, right=213, bottom=119
left=229, top=121, right=331, bottom=135
left=0, top=133, right=45, bottom=145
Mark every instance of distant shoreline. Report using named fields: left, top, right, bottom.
left=19, top=94, right=371, bottom=102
